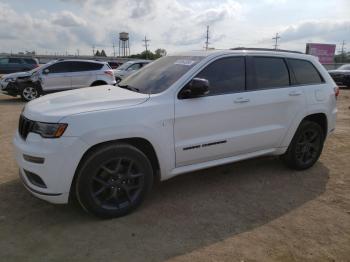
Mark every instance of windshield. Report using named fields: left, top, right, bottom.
left=119, top=56, right=204, bottom=94
left=117, top=61, right=134, bottom=70
left=338, top=64, right=350, bottom=70
left=28, top=60, right=56, bottom=74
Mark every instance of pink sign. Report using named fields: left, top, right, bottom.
left=306, top=43, right=336, bottom=64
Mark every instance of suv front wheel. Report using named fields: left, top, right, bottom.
left=76, top=143, right=153, bottom=218
left=20, top=86, right=40, bottom=102
left=281, top=120, right=325, bottom=170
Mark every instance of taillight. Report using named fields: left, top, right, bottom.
left=334, top=86, right=340, bottom=99
left=104, top=70, right=114, bottom=77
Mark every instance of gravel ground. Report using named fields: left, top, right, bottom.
left=0, top=91, right=349, bottom=262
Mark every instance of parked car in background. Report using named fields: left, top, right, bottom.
left=0, top=57, right=39, bottom=74
left=14, top=49, right=337, bottom=218
left=113, top=60, right=150, bottom=83
left=328, top=64, right=350, bottom=88
left=1, top=59, right=116, bottom=101
left=108, top=61, right=122, bottom=69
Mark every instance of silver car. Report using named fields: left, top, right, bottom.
left=113, top=60, right=150, bottom=83
left=0, top=59, right=116, bottom=101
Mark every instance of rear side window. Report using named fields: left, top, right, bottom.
left=288, top=59, right=323, bottom=85
left=8, top=58, right=22, bottom=64
left=196, top=57, right=245, bottom=96
left=70, top=62, right=103, bottom=72
left=251, top=57, right=289, bottom=90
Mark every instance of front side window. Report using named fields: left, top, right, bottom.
left=0, top=58, right=9, bottom=64
left=195, top=57, right=245, bottom=96
left=9, top=58, right=22, bottom=64
left=251, top=57, right=290, bottom=90
left=128, top=63, right=141, bottom=70
left=288, top=59, right=323, bottom=85
left=46, top=62, right=70, bottom=73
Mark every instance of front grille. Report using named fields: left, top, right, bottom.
left=18, top=115, right=35, bottom=140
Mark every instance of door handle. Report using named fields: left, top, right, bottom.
left=289, top=91, right=302, bottom=96
left=234, top=97, right=250, bottom=103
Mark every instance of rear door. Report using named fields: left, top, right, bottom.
left=40, top=61, right=71, bottom=91
left=8, top=58, right=25, bottom=73
left=70, top=61, right=103, bottom=88
left=239, top=56, right=306, bottom=151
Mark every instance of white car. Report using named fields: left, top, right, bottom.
left=1, top=59, right=116, bottom=101
left=113, top=60, right=150, bottom=83
left=14, top=49, right=338, bottom=218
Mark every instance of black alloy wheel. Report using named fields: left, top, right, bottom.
left=76, top=144, right=153, bottom=218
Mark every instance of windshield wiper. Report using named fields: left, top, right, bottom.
left=118, top=84, right=140, bottom=93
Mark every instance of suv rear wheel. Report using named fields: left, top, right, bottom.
left=281, top=120, right=324, bottom=170
left=76, top=143, right=153, bottom=218
left=20, top=86, right=40, bottom=102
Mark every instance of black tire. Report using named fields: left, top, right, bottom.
left=281, top=121, right=325, bottom=170
left=20, top=86, right=40, bottom=102
left=76, top=143, right=153, bottom=218
left=115, top=77, right=121, bottom=84
left=91, top=81, right=107, bottom=86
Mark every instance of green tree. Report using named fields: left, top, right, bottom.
left=95, top=50, right=101, bottom=56
left=100, top=49, right=107, bottom=57
left=155, top=48, right=167, bottom=58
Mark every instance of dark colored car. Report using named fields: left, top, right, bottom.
left=0, top=57, right=39, bottom=74
left=328, top=64, right=350, bottom=88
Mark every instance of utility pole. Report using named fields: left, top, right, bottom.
left=142, top=35, right=150, bottom=59
left=339, top=40, right=346, bottom=63
left=76, top=49, right=80, bottom=56
left=112, top=43, right=116, bottom=57
left=205, top=25, right=210, bottom=50
left=92, top=45, right=95, bottom=56
left=272, top=33, right=281, bottom=50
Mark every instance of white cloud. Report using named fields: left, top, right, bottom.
left=0, top=0, right=349, bottom=55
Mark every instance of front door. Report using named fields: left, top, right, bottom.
left=40, top=61, right=71, bottom=91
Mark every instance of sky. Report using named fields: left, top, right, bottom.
left=0, top=0, right=349, bottom=56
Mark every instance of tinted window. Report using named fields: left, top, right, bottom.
left=252, top=57, right=289, bottom=89
left=288, top=59, right=323, bottom=85
left=70, top=62, right=103, bottom=72
left=47, top=62, right=70, bottom=73
left=195, top=57, right=245, bottom=96
left=0, top=58, right=9, bottom=64
left=24, top=58, right=37, bottom=65
left=9, top=58, right=22, bottom=64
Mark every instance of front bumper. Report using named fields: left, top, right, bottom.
left=13, top=131, right=89, bottom=204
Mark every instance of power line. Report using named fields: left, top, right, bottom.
left=205, top=25, right=210, bottom=50
left=272, top=33, right=281, bottom=50
left=142, top=35, right=151, bottom=59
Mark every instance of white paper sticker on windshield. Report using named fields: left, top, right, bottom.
left=174, top=60, right=196, bottom=66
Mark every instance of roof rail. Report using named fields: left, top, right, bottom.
left=231, top=47, right=303, bottom=54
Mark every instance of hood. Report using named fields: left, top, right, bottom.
left=1, top=71, right=31, bottom=80
left=23, top=85, right=150, bottom=122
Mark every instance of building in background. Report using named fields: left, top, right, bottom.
left=306, top=43, right=336, bottom=64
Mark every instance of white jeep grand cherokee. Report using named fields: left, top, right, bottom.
left=14, top=49, right=338, bottom=218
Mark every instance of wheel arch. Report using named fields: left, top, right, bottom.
left=90, top=80, right=107, bottom=86
left=69, top=137, right=160, bottom=201
left=302, top=113, right=328, bottom=139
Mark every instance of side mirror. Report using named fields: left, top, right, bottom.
left=43, top=69, right=50, bottom=74
left=179, top=78, right=209, bottom=99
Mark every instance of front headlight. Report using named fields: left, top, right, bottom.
left=32, top=122, right=68, bottom=138
left=4, top=78, right=15, bottom=82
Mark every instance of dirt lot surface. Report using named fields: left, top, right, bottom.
left=0, top=91, right=349, bottom=262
